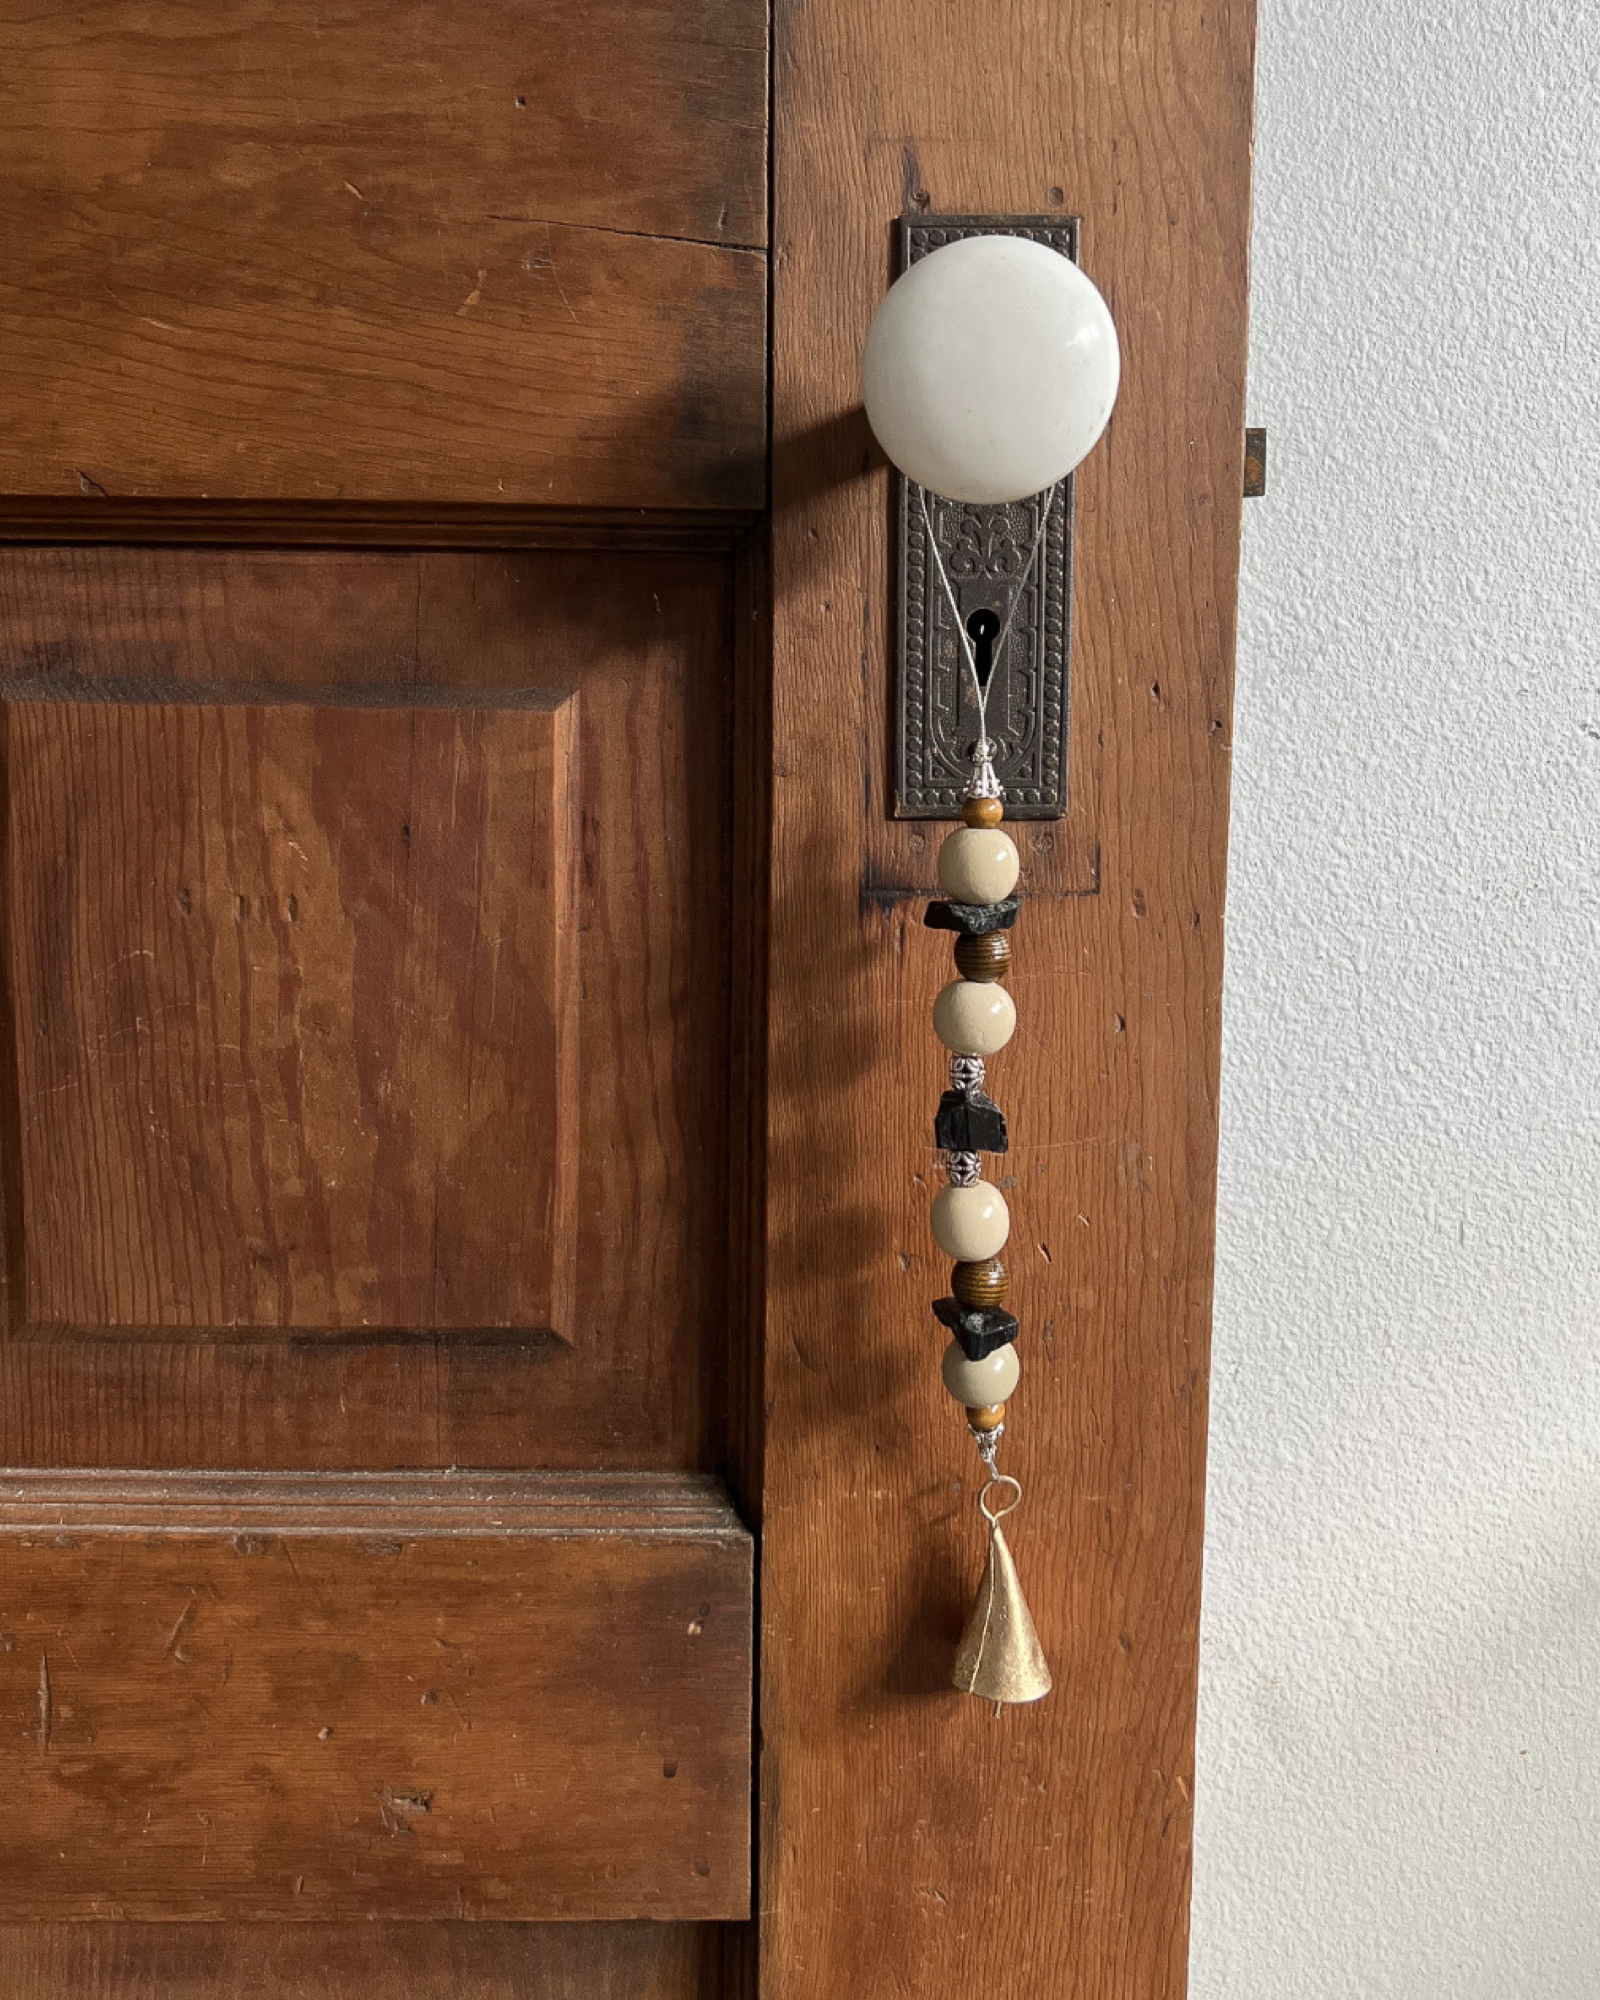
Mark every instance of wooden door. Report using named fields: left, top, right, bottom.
left=0, top=2, right=1255, bottom=1997
left=0, top=3, right=766, bottom=1991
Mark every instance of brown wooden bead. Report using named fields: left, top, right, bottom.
left=961, top=795, right=1004, bottom=829
left=951, top=1257, right=1008, bottom=1309
left=966, top=1403, right=1006, bottom=1432
left=953, top=930, right=1011, bottom=982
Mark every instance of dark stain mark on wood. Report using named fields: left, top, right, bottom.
left=900, top=142, right=929, bottom=212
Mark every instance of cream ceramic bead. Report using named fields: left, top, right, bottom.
left=937, top=826, right=1020, bottom=904
left=932, top=979, right=1016, bottom=1057
left=941, top=1339, right=1021, bottom=1408
left=930, top=1181, right=1010, bottom=1261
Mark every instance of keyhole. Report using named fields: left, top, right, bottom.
left=966, top=608, right=1001, bottom=693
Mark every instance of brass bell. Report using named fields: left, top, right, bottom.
left=952, top=1521, right=1052, bottom=1707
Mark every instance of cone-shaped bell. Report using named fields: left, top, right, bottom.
left=952, top=1525, right=1052, bottom=1705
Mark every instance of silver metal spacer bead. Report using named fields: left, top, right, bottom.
left=949, top=1054, right=985, bottom=1093
left=972, top=1421, right=1006, bottom=1470
left=965, top=738, right=1003, bottom=801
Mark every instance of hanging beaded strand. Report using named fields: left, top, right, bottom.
left=928, top=787, right=1019, bottom=1428
left=860, top=241, right=1121, bottom=1709
left=920, top=488, right=1058, bottom=1708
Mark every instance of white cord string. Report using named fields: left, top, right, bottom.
left=917, top=481, right=1061, bottom=790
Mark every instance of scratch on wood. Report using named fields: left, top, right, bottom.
left=36, top=1652, right=51, bottom=1749
left=533, top=225, right=578, bottom=322
left=487, top=212, right=765, bottom=257
left=163, top=1595, right=197, bottom=1660
left=378, top=1785, right=433, bottom=1835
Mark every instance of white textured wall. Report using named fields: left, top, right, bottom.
left=1191, top=2, right=1600, bottom=1993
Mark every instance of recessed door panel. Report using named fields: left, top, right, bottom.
left=0, top=548, right=736, bottom=1474
left=10, top=693, right=578, bottom=1336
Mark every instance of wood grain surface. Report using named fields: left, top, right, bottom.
left=0, top=1470, right=752, bottom=1921
left=0, top=549, right=735, bottom=1471
left=0, top=1922, right=727, bottom=2000
left=762, top=4, right=1257, bottom=1999
left=0, top=0, right=766, bottom=508
left=0, top=500, right=758, bottom=553
left=9, top=692, right=577, bottom=1335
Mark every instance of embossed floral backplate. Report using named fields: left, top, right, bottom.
left=893, top=214, right=1079, bottom=820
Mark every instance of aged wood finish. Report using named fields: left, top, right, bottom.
left=0, top=0, right=766, bottom=510
left=9, top=692, right=577, bottom=1336
left=0, top=1471, right=751, bottom=1921
left=763, top=6, right=1256, bottom=2000
left=0, top=0, right=1261, bottom=1982
left=0, top=501, right=759, bottom=553
left=0, top=549, right=733, bottom=1470
left=0, top=1923, right=728, bottom=2000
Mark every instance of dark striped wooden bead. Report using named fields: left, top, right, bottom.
left=951, top=1257, right=1008, bottom=1309
left=954, top=930, right=1011, bottom=982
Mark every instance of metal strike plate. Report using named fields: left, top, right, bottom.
left=893, top=212, right=1080, bottom=821
left=1244, top=426, right=1268, bottom=497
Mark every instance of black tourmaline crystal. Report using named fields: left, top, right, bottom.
left=934, top=1087, right=1008, bottom=1155
left=933, top=1299, right=1020, bottom=1361
left=923, top=893, right=1022, bottom=938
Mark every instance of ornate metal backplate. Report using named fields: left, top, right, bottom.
left=893, top=213, right=1080, bottom=820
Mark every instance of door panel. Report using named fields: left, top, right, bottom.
left=0, top=1472, right=750, bottom=1921
left=0, top=548, right=737, bottom=1472
left=0, top=1, right=766, bottom=508
left=10, top=692, right=578, bottom=1336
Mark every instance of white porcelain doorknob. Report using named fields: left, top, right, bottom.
left=861, top=233, right=1120, bottom=503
